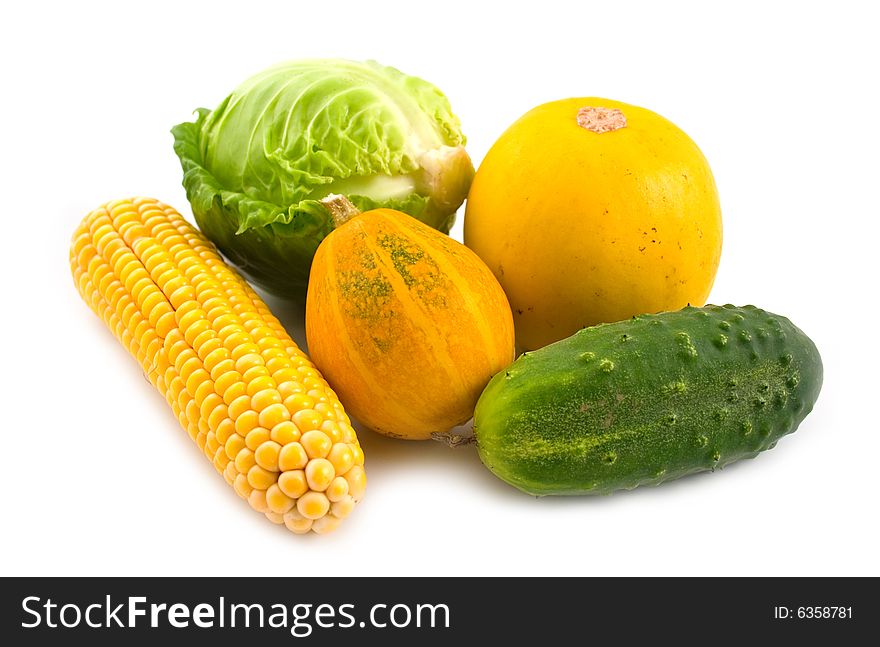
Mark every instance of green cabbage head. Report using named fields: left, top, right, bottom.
left=172, top=59, right=474, bottom=297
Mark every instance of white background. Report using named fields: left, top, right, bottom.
left=2, top=0, right=877, bottom=577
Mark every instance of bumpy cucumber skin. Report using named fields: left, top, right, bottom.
left=474, top=305, right=823, bottom=496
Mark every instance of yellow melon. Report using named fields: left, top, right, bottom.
left=465, top=97, right=723, bottom=350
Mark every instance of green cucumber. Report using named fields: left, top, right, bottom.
left=474, top=305, right=822, bottom=495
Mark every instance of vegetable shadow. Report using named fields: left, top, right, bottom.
left=258, top=290, right=777, bottom=506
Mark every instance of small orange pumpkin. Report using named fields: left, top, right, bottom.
left=306, top=200, right=515, bottom=440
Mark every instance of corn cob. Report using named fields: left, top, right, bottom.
left=70, top=197, right=365, bottom=534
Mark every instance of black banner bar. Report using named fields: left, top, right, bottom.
left=2, top=577, right=875, bottom=644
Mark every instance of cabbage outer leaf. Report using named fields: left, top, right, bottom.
left=172, top=60, right=472, bottom=297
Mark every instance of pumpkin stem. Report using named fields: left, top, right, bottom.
left=321, top=194, right=362, bottom=228
left=431, top=431, right=477, bottom=448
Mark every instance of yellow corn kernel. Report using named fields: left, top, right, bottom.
left=234, top=352, right=264, bottom=374
left=344, top=465, right=367, bottom=501
left=249, top=325, right=274, bottom=342
left=222, top=331, right=249, bottom=353
left=254, top=440, right=282, bottom=472
left=278, top=442, right=308, bottom=471
left=283, top=393, right=315, bottom=411
left=185, top=369, right=211, bottom=400
left=198, top=389, right=221, bottom=415
left=305, top=458, right=335, bottom=491
left=297, top=366, right=320, bottom=380
left=265, top=483, right=295, bottom=514
left=248, top=488, right=269, bottom=513
left=283, top=509, right=313, bottom=534
left=234, top=409, right=260, bottom=436
left=251, top=388, right=281, bottom=412
left=247, top=464, right=276, bottom=490
left=224, top=433, right=246, bottom=461
left=155, top=311, right=176, bottom=338
left=203, top=348, right=229, bottom=375
left=327, top=443, right=354, bottom=476
left=340, top=421, right=358, bottom=443
left=264, top=354, right=289, bottom=374
left=204, top=431, right=219, bottom=455
left=221, top=380, right=247, bottom=406
left=232, top=474, right=254, bottom=508
left=176, top=307, right=206, bottom=335
left=184, top=319, right=212, bottom=347
left=300, top=430, right=332, bottom=459
left=210, top=311, right=237, bottom=330
left=208, top=356, right=235, bottom=382
left=234, top=448, right=256, bottom=474
left=312, top=514, right=342, bottom=535
left=225, top=392, right=252, bottom=420
left=292, top=409, right=323, bottom=432
left=248, top=378, right=278, bottom=401
left=326, top=476, right=349, bottom=502
left=245, top=427, right=270, bottom=451
left=185, top=400, right=201, bottom=427
left=321, top=421, right=344, bottom=443
left=70, top=198, right=363, bottom=535
left=177, top=353, right=201, bottom=383
left=258, top=402, right=290, bottom=428
left=214, top=417, right=235, bottom=444
left=242, top=366, right=270, bottom=386
left=193, top=331, right=221, bottom=359
left=277, top=470, right=309, bottom=499
left=270, top=421, right=300, bottom=445
left=314, top=401, right=337, bottom=420
left=297, top=492, right=330, bottom=520
left=210, top=367, right=237, bottom=397
left=169, top=285, right=196, bottom=309
left=277, top=380, right=304, bottom=399
left=207, top=401, right=229, bottom=433
left=330, top=495, right=355, bottom=520
left=305, top=381, right=328, bottom=395
left=230, top=342, right=261, bottom=363
left=279, top=356, right=299, bottom=372
left=216, top=442, right=232, bottom=463
left=264, top=511, right=285, bottom=525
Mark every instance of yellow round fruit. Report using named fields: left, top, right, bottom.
left=464, top=98, right=722, bottom=350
